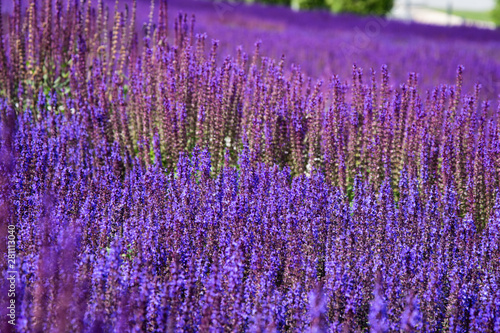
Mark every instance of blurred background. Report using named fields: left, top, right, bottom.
left=392, top=0, right=496, bottom=28
left=1, top=0, right=498, bottom=27
left=217, top=0, right=500, bottom=28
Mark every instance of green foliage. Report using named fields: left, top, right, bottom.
left=291, top=0, right=328, bottom=10
left=244, top=0, right=291, bottom=4
left=492, top=0, right=500, bottom=26
left=243, top=0, right=393, bottom=15
left=326, top=0, right=394, bottom=16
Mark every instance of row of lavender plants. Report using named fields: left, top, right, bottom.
left=3, top=110, right=500, bottom=331
left=0, top=0, right=499, bottom=331
left=2, top=0, right=499, bottom=224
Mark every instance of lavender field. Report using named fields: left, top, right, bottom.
left=1, top=0, right=500, bottom=332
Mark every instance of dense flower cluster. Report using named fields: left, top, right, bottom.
left=3, top=114, right=500, bottom=331
left=1, top=0, right=500, bottom=332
